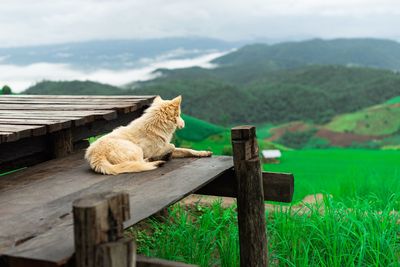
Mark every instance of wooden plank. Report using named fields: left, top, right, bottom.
left=0, top=95, right=155, bottom=99
left=0, top=99, right=142, bottom=104
left=0, top=115, right=90, bottom=127
left=0, top=110, right=116, bottom=116
left=0, top=154, right=233, bottom=266
left=0, top=110, right=116, bottom=126
left=231, top=126, right=267, bottom=267
left=0, top=131, right=18, bottom=143
left=0, top=119, right=71, bottom=133
left=0, top=124, right=46, bottom=138
left=0, top=104, right=136, bottom=113
left=195, top=169, right=294, bottom=203
left=0, top=135, right=49, bottom=172
left=0, top=107, right=145, bottom=168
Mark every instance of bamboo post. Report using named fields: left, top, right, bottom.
left=231, top=126, right=268, bottom=267
left=73, top=192, right=135, bottom=267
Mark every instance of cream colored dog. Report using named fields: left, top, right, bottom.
left=85, top=95, right=212, bottom=175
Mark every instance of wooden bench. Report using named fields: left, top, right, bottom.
left=0, top=95, right=294, bottom=267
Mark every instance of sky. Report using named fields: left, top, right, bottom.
left=1, top=0, right=400, bottom=48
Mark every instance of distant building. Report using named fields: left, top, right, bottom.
left=262, top=149, right=282, bottom=163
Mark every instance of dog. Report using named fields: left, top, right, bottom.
left=85, top=95, right=212, bottom=175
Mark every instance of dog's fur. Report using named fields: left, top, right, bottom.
left=85, top=95, right=212, bottom=175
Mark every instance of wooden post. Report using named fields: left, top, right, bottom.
left=231, top=126, right=268, bottom=267
left=73, top=192, right=135, bottom=267
left=50, top=128, right=73, bottom=158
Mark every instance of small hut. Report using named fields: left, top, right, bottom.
left=262, top=149, right=282, bottom=164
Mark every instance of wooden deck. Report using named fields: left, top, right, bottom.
left=0, top=96, right=292, bottom=267
left=0, top=151, right=233, bottom=266
left=0, top=95, right=155, bottom=173
left=0, top=95, right=154, bottom=144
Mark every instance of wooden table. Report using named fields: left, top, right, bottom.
left=0, top=95, right=155, bottom=173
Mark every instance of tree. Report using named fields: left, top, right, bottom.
left=1, top=85, right=12, bottom=95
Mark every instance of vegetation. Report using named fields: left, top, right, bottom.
left=325, top=102, right=400, bottom=136
left=130, top=149, right=400, bottom=266
left=214, top=38, right=400, bottom=70
left=175, top=115, right=225, bottom=142
left=24, top=40, right=400, bottom=126
left=1, top=85, right=12, bottom=95
left=25, top=80, right=124, bottom=95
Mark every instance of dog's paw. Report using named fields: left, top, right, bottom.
left=197, top=151, right=213, bottom=157
left=152, top=160, right=166, bottom=167
left=160, top=152, right=173, bottom=161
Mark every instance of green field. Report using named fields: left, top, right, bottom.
left=132, top=149, right=400, bottom=266
left=265, top=149, right=400, bottom=203
left=325, top=103, right=400, bottom=136
left=127, top=113, right=400, bottom=266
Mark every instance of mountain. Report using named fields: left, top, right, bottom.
left=132, top=65, right=400, bottom=125
left=25, top=80, right=124, bottom=95
left=0, top=37, right=237, bottom=69
left=265, top=97, right=400, bottom=149
left=24, top=38, right=400, bottom=127
left=213, top=38, right=400, bottom=71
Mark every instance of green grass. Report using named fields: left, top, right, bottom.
left=176, top=114, right=225, bottom=142
left=129, top=149, right=400, bottom=266
left=131, top=195, right=400, bottom=266
left=386, top=96, right=400, bottom=104
left=264, top=149, right=400, bottom=203
left=325, top=104, right=400, bottom=136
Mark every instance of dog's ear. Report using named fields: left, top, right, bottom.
left=171, top=95, right=182, bottom=105
left=153, top=95, right=163, bottom=104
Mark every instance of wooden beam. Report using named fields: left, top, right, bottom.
left=231, top=126, right=268, bottom=267
left=195, top=169, right=294, bottom=203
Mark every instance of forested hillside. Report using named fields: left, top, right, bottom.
left=24, top=38, right=400, bottom=126
left=214, top=38, right=400, bottom=70
left=132, top=66, right=400, bottom=124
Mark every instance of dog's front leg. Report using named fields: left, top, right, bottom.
left=172, top=147, right=212, bottom=158
left=149, top=144, right=175, bottom=161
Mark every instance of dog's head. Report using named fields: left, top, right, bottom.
left=151, top=95, right=185, bottom=129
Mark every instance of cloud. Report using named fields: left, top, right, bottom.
left=0, top=50, right=228, bottom=92
left=0, top=0, right=399, bottom=47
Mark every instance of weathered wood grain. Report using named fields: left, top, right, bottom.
left=0, top=118, right=71, bottom=133
left=195, top=169, right=294, bottom=203
left=0, top=104, right=135, bottom=113
left=0, top=124, right=47, bottom=137
left=96, top=239, right=136, bottom=267
left=0, top=154, right=233, bottom=266
left=73, top=192, right=131, bottom=267
left=0, top=96, right=152, bottom=146
left=0, top=95, right=155, bottom=99
left=231, top=126, right=267, bottom=267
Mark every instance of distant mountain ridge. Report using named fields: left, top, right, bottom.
left=214, top=38, right=400, bottom=71
left=0, top=37, right=238, bottom=69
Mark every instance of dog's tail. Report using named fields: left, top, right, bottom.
left=87, top=154, right=165, bottom=175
